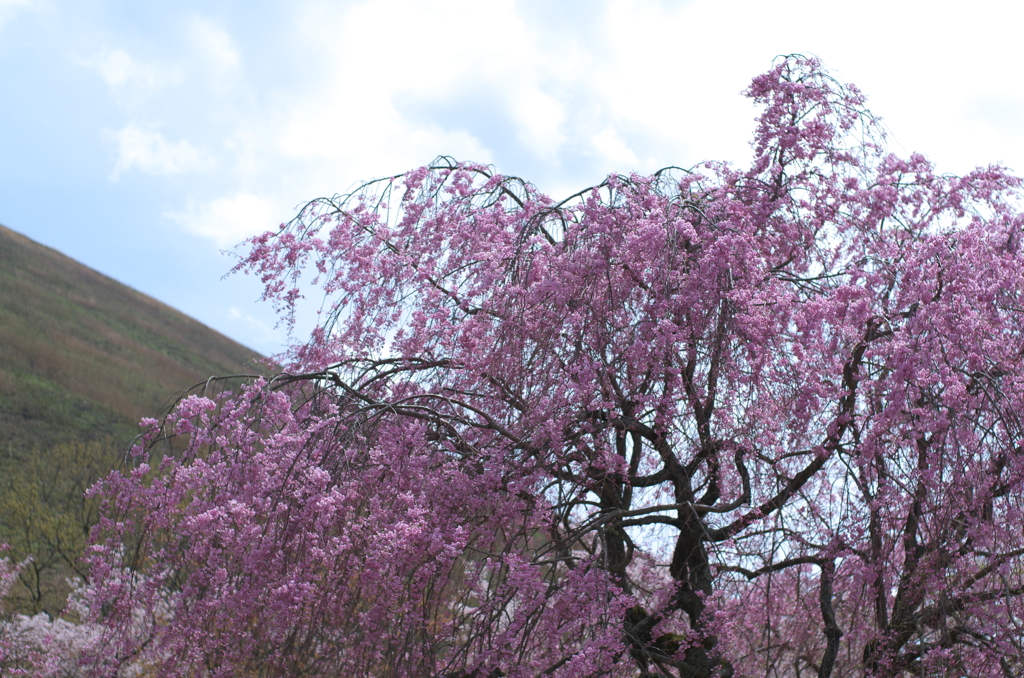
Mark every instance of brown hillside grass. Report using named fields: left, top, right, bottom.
left=0, top=223, right=267, bottom=453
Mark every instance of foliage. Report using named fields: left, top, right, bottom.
left=0, top=439, right=119, bottom=617
left=82, top=56, right=1024, bottom=677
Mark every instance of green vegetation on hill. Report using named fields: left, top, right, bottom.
left=0, top=223, right=264, bottom=453
left=0, top=439, right=116, bottom=616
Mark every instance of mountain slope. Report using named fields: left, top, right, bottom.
left=0, top=223, right=264, bottom=453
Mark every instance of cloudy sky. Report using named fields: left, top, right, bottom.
left=1, top=0, right=1021, bottom=356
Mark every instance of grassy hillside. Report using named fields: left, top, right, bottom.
left=0, top=223, right=265, bottom=454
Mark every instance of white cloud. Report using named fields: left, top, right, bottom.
left=590, top=128, right=639, bottom=169
left=82, top=49, right=182, bottom=105
left=189, top=17, right=241, bottom=73
left=93, top=50, right=153, bottom=89
left=273, top=0, right=610, bottom=188
left=276, top=1, right=504, bottom=176
left=278, top=108, right=492, bottom=181
left=107, top=125, right=210, bottom=178
left=166, top=191, right=282, bottom=249
left=509, top=89, right=567, bottom=162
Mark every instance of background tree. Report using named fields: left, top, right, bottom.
left=0, top=439, right=116, bottom=617
left=84, top=56, right=1024, bottom=678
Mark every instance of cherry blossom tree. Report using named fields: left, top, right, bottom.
left=83, top=56, right=1024, bottom=677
